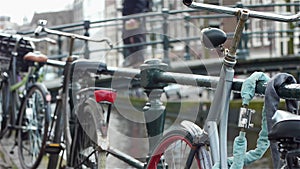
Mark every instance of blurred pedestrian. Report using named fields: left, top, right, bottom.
left=122, top=0, right=151, bottom=68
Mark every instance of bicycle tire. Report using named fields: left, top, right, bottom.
left=17, top=83, right=50, bottom=169
left=0, top=78, right=10, bottom=138
left=69, top=98, right=106, bottom=169
left=6, top=66, right=17, bottom=138
left=147, top=128, right=212, bottom=169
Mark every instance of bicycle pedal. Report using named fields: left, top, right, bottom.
left=45, top=142, right=65, bottom=154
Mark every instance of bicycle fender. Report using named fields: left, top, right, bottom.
left=180, top=120, right=209, bottom=144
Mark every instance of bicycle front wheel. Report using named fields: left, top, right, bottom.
left=147, top=128, right=212, bottom=169
left=17, top=84, right=50, bottom=169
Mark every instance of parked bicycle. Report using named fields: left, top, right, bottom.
left=61, top=1, right=300, bottom=169
left=147, top=1, right=300, bottom=168
left=0, top=32, right=35, bottom=137
left=26, top=20, right=113, bottom=169
left=22, top=2, right=300, bottom=169
left=0, top=32, right=56, bottom=169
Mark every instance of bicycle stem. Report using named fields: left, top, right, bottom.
left=68, top=36, right=75, bottom=57
left=228, top=10, right=249, bottom=58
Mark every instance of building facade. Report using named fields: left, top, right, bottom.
left=2, top=0, right=298, bottom=65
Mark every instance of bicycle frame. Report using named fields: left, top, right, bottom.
left=202, top=9, right=248, bottom=169
left=0, top=35, right=34, bottom=134
left=3, top=37, right=54, bottom=121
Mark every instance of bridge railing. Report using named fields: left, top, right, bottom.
left=18, top=2, right=300, bottom=66
left=99, top=58, right=300, bottom=151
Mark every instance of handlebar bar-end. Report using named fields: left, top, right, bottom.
left=183, top=0, right=193, bottom=6
left=34, top=20, right=48, bottom=36
left=108, top=42, right=113, bottom=49
left=34, top=26, right=43, bottom=36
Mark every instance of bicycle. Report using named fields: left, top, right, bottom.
left=28, top=19, right=113, bottom=169
left=0, top=32, right=55, bottom=169
left=49, top=1, right=300, bottom=169
left=0, top=32, right=35, bottom=137
left=146, top=1, right=300, bottom=168
left=25, top=3, right=300, bottom=169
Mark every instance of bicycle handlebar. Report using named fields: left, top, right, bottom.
left=25, top=37, right=57, bottom=45
left=0, top=33, right=56, bottom=56
left=0, top=32, right=56, bottom=45
left=183, top=0, right=300, bottom=22
left=34, top=20, right=113, bottom=48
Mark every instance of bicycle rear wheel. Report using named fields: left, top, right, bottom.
left=69, top=98, right=106, bottom=169
left=147, top=128, right=212, bottom=169
left=0, top=78, right=10, bottom=137
left=17, top=84, right=50, bottom=169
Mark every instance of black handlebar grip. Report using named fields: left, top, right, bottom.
left=183, top=0, right=193, bottom=6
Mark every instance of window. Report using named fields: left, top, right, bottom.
left=262, top=0, right=272, bottom=4
left=251, top=19, right=262, bottom=47
left=294, top=0, right=300, bottom=13
left=262, top=20, right=271, bottom=46
left=241, top=0, right=250, bottom=5
left=251, top=0, right=260, bottom=5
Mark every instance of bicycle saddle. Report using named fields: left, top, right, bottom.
left=24, top=51, right=48, bottom=63
left=201, top=27, right=227, bottom=49
left=268, top=110, right=300, bottom=140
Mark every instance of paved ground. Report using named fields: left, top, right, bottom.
left=0, top=137, right=19, bottom=169
left=0, top=136, right=49, bottom=169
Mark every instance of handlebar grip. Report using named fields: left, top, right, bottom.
left=34, top=20, right=48, bottom=36
left=34, top=26, right=43, bottom=36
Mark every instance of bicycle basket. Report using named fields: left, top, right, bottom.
left=0, top=33, right=34, bottom=72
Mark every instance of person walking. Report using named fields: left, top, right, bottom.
left=122, top=0, right=151, bottom=68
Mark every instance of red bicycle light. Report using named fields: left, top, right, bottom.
left=94, top=90, right=117, bottom=103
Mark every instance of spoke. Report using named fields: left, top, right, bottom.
left=21, top=91, right=44, bottom=165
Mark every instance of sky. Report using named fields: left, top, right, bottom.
left=1, top=0, right=74, bottom=25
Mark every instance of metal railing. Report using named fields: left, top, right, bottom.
left=18, top=2, right=300, bottom=66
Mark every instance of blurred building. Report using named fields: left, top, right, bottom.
left=28, top=10, right=74, bottom=55
left=30, top=10, right=74, bottom=26
left=186, top=0, right=300, bottom=59
left=2, top=0, right=297, bottom=64
left=0, top=16, right=18, bottom=33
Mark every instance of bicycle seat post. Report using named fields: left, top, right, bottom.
left=67, top=36, right=75, bottom=61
